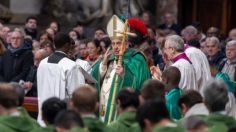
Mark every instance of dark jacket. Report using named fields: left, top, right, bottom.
left=25, top=65, right=38, bottom=97
left=208, top=51, right=226, bottom=68
left=0, top=43, right=34, bottom=82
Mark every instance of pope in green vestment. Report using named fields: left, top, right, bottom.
left=91, top=48, right=150, bottom=124
left=165, top=87, right=183, bottom=120
left=91, top=15, right=150, bottom=124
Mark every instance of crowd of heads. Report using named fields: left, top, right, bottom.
left=0, top=11, right=236, bottom=132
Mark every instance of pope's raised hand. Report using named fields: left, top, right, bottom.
left=102, top=47, right=111, bottom=65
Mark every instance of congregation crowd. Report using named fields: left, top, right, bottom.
left=0, top=11, right=236, bottom=132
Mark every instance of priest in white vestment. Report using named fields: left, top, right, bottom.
left=37, top=33, right=85, bottom=126
left=164, top=35, right=197, bottom=91
left=184, top=45, right=211, bottom=94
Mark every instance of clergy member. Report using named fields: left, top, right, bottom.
left=37, top=32, right=85, bottom=126
left=184, top=44, right=211, bottom=94
left=91, top=15, right=150, bottom=124
left=152, top=35, right=197, bottom=91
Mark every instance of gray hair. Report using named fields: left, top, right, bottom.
left=203, top=79, right=229, bottom=112
left=185, top=25, right=198, bottom=35
left=205, top=36, right=220, bottom=47
left=165, top=35, right=184, bottom=52
left=226, top=40, right=236, bottom=47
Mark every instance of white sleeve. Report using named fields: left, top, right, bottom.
left=99, top=62, right=107, bottom=78
left=66, top=65, right=85, bottom=98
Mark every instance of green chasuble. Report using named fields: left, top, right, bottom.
left=108, top=112, right=137, bottom=132
left=0, top=109, right=41, bottom=132
left=165, top=87, right=183, bottom=120
left=205, top=113, right=236, bottom=130
left=91, top=48, right=150, bottom=124
left=83, top=116, right=110, bottom=132
left=215, top=72, right=236, bottom=93
left=152, top=123, right=186, bottom=132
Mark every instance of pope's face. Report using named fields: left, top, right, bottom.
left=112, top=38, right=122, bottom=56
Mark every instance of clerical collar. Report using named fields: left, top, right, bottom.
left=172, top=53, right=192, bottom=64
left=48, top=51, right=68, bottom=64
left=184, top=44, right=192, bottom=50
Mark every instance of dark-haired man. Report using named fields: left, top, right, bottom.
left=24, top=16, right=38, bottom=40
left=137, top=99, right=184, bottom=132
left=37, top=32, right=85, bottom=126
left=108, top=88, right=139, bottom=132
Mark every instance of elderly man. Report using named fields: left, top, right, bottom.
left=0, top=30, right=33, bottom=82
left=219, top=40, right=236, bottom=82
left=181, top=25, right=198, bottom=43
left=91, top=15, right=150, bottom=124
left=152, top=35, right=197, bottom=91
left=206, top=36, right=225, bottom=67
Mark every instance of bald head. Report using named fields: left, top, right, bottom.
left=34, top=49, right=48, bottom=66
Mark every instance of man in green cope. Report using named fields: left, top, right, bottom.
left=0, top=83, right=41, bottom=132
left=91, top=15, right=150, bottom=124
left=71, top=85, right=110, bottom=132
left=108, top=89, right=139, bottom=132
